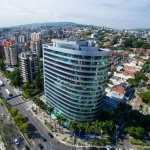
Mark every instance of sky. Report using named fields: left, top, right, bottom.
left=0, top=0, right=150, bottom=29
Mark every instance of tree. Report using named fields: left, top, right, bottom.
left=84, top=122, right=90, bottom=137
left=112, top=37, right=118, bottom=44
left=61, top=116, right=67, bottom=133
left=68, top=120, right=75, bottom=131
left=18, top=123, right=28, bottom=133
left=127, top=78, right=139, bottom=87
left=124, top=126, right=145, bottom=138
left=47, top=106, right=54, bottom=125
left=56, top=114, right=62, bottom=131
left=139, top=91, right=150, bottom=104
left=9, top=69, right=21, bottom=87
left=92, top=120, right=99, bottom=138
left=135, top=72, right=149, bottom=82
left=123, top=38, right=134, bottom=48
left=77, top=123, right=83, bottom=138
left=33, top=74, right=43, bottom=89
left=14, top=114, right=25, bottom=126
left=142, top=64, right=150, bottom=73
left=10, top=108, right=19, bottom=117
left=133, top=41, right=145, bottom=48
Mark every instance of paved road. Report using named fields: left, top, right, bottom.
left=0, top=76, right=87, bottom=150
left=0, top=93, right=28, bottom=150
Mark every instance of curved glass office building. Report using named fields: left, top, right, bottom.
left=43, top=39, right=111, bottom=123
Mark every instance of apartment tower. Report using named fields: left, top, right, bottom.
left=43, top=39, right=111, bottom=123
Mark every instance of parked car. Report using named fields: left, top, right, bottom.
left=1, top=114, right=4, bottom=117
left=14, top=139, right=20, bottom=145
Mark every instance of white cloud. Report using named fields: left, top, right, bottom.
left=0, top=0, right=150, bottom=28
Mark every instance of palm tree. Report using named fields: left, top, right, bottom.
left=92, top=119, right=99, bottom=138
left=84, top=122, right=90, bottom=139
left=56, top=114, right=62, bottom=131
left=46, top=106, right=54, bottom=124
left=61, top=116, right=67, bottom=133
left=77, top=123, right=83, bottom=138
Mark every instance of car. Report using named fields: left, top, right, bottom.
left=0, top=103, right=3, bottom=106
left=24, top=145, right=30, bottom=150
left=38, top=144, right=44, bottom=149
left=14, top=139, right=20, bottom=145
left=48, top=132, right=54, bottom=138
left=7, top=116, right=12, bottom=121
left=41, top=136, right=47, bottom=142
left=1, top=114, right=4, bottom=117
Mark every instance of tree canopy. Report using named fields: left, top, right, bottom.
left=9, top=69, right=21, bottom=87
left=139, top=91, right=150, bottom=104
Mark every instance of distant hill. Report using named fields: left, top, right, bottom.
left=1, top=22, right=85, bottom=29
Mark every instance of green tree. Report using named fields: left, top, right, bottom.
left=68, top=120, right=75, bottom=131
left=10, top=108, right=19, bottom=117
left=139, top=91, right=150, bottom=104
left=127, top=78, right=139, bottom=87
left=135, top=72, right=149, bottom=82
left=9, top=69, right=21, bottom=87
left=61, top=116, right=67, bottom=133
left=33, top=73, right=43, bottom=89
left=112, top=37, right=118, bottom=44
left=18, top=123, right=28, bottom=133
left=142, top=64, right=150, bottom=73
left=14, top=114, right=25, bottom=126
left=92, top=120, right=99, bottom=138
left=124, top=126, right=145, bottom=138
left=47, top=106, right=54, bottom=125
left=56, top=114, right=62, bottom=131
left=77, top=123, right=83, bottom=138
left=123, top=38, right=134, bottom=48
left=133, top=41, right=145, bottom=48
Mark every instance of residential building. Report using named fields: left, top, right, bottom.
left=4, top=44, right=18, bottom=66
left=104, top=85, right=125, bottom=108
left=19, top=34, right=26, bottom=43
left=31, top=40, right=42, bottom=57
left=43, top=39, right=111, bottom=123
left=18, top=44, right=27, bottom=54
left=114, top=70, right=135, bottom=80
left=0, top=44, right=5, bottom=58
left=19, top=51, right=39, bottom=83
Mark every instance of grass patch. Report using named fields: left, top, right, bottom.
left=1, top=99, right=11, bottom=112
left=23, top=133, right=34, bottom=148
left=45, top=122, right=52, bottom=131
left=0, top=131, right=13, bottom=150
left=130, top=138, right=150, bottom=146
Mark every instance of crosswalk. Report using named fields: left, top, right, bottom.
left=76, top=146, right=84, bottom=150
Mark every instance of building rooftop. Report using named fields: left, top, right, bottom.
left=43, top=39, right=111, bottom=54
left=112, top=85, right=125, bottom=95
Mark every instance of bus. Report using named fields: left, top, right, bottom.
left=5, top=89, right=12, bottom=96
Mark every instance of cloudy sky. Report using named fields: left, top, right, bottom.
left=0, top=0, right=150, bottom=29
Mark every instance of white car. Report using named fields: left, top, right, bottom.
left=14, top=139, right=19, bottom=145
left=1, top=114, right=4, bottom=117
left=7, top=116, right=12, bottom=121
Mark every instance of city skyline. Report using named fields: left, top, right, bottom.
left=0, top=0, right=150, bottom=29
